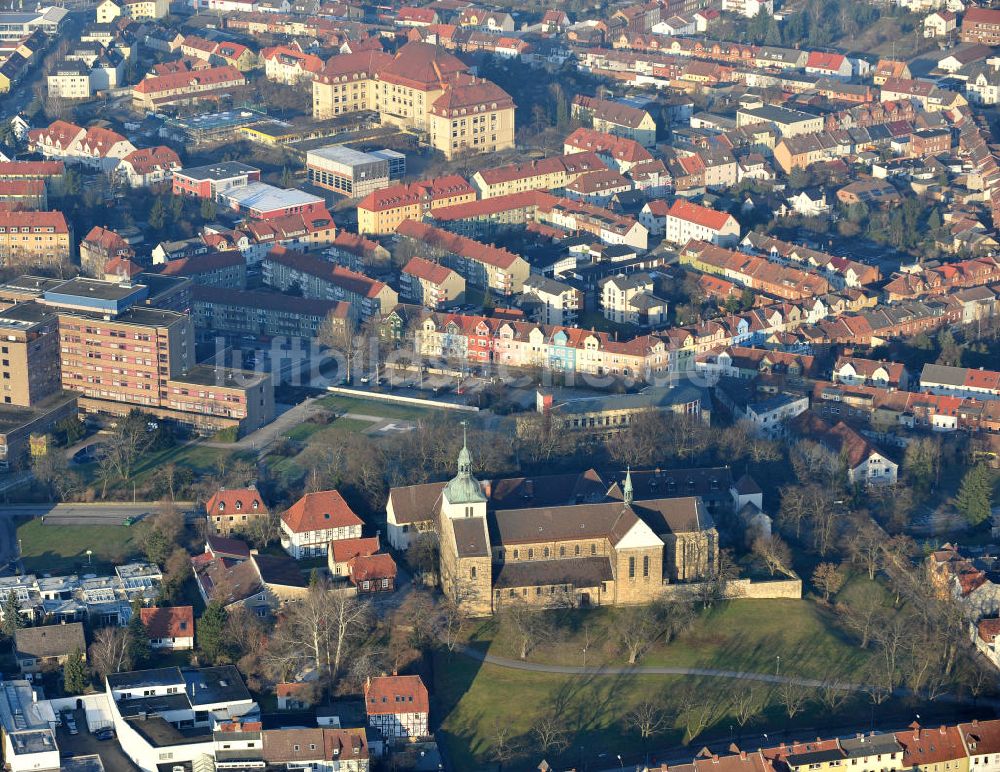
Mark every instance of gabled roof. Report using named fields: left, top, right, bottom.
left=282, top=490, right=363, bottom=533
left=364, top=674, right=429, bottom=716
left=140, top=605, right=194, bottom=639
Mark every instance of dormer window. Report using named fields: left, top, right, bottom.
left=235, top=500, right=242, bottom=511
left=218, top=502, right=225, bottom=512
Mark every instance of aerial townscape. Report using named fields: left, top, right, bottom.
left=8, top=0, right=1000, bottom=769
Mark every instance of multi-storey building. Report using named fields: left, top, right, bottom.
left=131, top=65, right=247, bottom=110
left=962, top=7, right=1000, bottom=44
left=396, top=220, right=530, bottom=295
left=665, top=200, right=740, bottom=246
left=521, top=275, right=582, bottom=326
left=599, top=273, right=669, bottom=327
left=470, top=152, right=606, bottom=199
left=306, top=146, right=390, bottom=198
left=571, top=96, right=657, bottom=147
left=364, top=675, right=429, bottom=739
left=312, top=42, right=515, bottom=160
left=0, top=211, right=71, bottom=268
left=262, top=246, right=397, bottom=319
left=280, top=489, right=364, bottom=560
left=205, top=484, right=270, bottom=536
left=401, top=257, right=465, bottom=309
left=171, top=161, right=261, bottom=199
left=191, top=285, right=351, bottom=340
left=79, top=225, right=134, bottom=277
left=357, top=175, right=476, bottom=235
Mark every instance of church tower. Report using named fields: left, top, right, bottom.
left=440, top=425, right=487, bottom=519
left=438, top=425, right=493, bottom=616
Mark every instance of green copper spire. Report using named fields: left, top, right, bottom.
left=444, top=422, right=486, bottom=505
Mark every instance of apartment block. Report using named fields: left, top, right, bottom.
left=0, top=211, right=71, bottom=268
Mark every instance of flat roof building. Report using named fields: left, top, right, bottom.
left=306, top=146, right=391, bottom=198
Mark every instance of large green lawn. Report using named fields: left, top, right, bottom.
left=17, top=518, right=142, bottom=575
left=467, top=599, right=868, bottom=679
left=320, top=393, right=443, bottom=421
left=435, top=598, right=981, bottom=770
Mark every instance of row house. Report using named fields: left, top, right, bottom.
left=535, top=196, right=649, bottom=250
left=234, top=209, right=338, bottom=263
left=131, top=65, right=248, bottom=110
left=397, top=307, right=671, bottom=379
left=28, top=120, right=135, bottom=172
left=471, top=152, right=606, bottom=199
left=262, top=245, right=398, bottom=319
left=356, top=175, right=476, bottom=235
left=396, top=219, right=530, bottom=295
left=920, top=363, right=1000, bottom=401
left=680, top=241, right=831, bottom=300
left=740, top=232, right=881, bottom=287
left=883, top=256, right=1000, bottom=301
left=430, top=190, right=561, bottom=239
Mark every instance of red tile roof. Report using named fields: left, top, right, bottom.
left=0, top=161, right=64, bottom=178
left=896, top=725, right=967, bottom=767
left=267, top=246, right=388, bottom=298
left=364, top=674, right=429, bottom=716
left=140, top=605, right=194, bottom=639
left=396, top=219, right=522, bottom=270
left=667, top=199, right=734, bottom=231
left=349, top=553, right=397, bottom=582
left=402, top=256, right=457, bottom=285
left=0, top=210, right=68, bottom=232
left=205, top=486, right=270, bottom=516
left=121, top=146, right=181, bottom=176
left=282, top=490, right=363, bottom=533
left=357, top=175, right=474, bottom=213
left=329, top=536, right=380, bottom=563
left=133, top=65, right=246, bottom=95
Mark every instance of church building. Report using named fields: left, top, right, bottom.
left=389, top=432, right=720, bottom=616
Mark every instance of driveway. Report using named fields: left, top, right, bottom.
left=56, top=708, right=138, bottom=772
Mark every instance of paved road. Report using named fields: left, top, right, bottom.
left=0, top=502, right=197, bottom=525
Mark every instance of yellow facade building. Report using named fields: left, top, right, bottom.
left=313, top=42, right=515, bottom=160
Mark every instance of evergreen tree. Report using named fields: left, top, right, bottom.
left=1, top=592, right=24, bottom=639
left=956, top=464, right=995, bottom=526
left=63, top=648, right=87, bottom=695
left=280, top=166, right=292, bottom=187
left=198, top=600, right=229, bottom=664
left=127, top=600, right=151, bottom=667
left=200, top=197, right=217, bottom=220
left=149, top=198, right=166, bottom=231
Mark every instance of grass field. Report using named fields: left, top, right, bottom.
left=466, top=599, right=870, bottom=679
left=17, top=518, right=142, bottom=575
left=435, top=597, right=979, bottom=770
left=320, top=393, right=443, bottom=421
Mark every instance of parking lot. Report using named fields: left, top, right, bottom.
left=56, top=707, right=138, bottom=772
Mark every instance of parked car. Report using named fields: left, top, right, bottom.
left=93, top=728, right=115, bottom=741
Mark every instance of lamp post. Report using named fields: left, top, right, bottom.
left=86, top=549, right=92, bottom=566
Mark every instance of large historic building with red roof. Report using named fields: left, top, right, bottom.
left=312, top=41, right=514, bottom=159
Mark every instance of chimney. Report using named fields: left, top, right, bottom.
left=741, top=752, right=748, bottom=761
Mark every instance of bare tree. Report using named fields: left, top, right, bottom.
left=777, top=680, right=810, bottom=719
left=677, top=683, right=727, bottom=745
left=845, top=518, right=884, bottom=581
left=328, top=590, right=372, bottom=678
left=625, top=699, right=668, bottom=740
left=751, top=535, right=792, bottom=577
left=533, top=714, right=570, bottom=754
left=437, top=598, right=466, bottom=654
left=778, top=486, right=808, bottom=539
left=98, top=410, right=155, bottom=496
left=812, top=562, right=846, bottom=602
left=616, top=604, right=665, bottom=665
left=89, top=626, right=132, bottom=679
left=817, top=677, right=851, bottom=713
left=838, top=581, right=886, bottom=648
left=490, top=721, right=519, bottom=767
left=731, top=683, right=763, bottom=729
left=497, top=597, right=553, bottom=660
